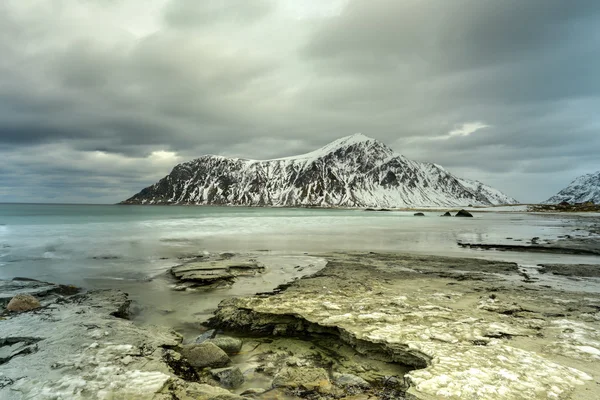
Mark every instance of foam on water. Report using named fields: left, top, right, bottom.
left=0, top=204, right=598, bottom=287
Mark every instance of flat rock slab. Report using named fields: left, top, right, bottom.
left=171, top=255, right=265, bottom=286
left=0, top=278, right=79, bottom=308
left=538, top=263, right=600, bottom=278
left=0, top=281, right=203, bottom=400
left=210, top=252, right=600, bottom=400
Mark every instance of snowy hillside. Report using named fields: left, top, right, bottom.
left=122, top=134, right=519, bottom=207
left=543, top=171, right=600, bottom=204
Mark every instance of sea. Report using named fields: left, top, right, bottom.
left=1, top=203, right=599, bottom=330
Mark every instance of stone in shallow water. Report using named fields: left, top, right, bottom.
left=272, top=366, right=332, bottom=393
left=170, top=382, right=244, bottom=400
left=179, top=342, right=231, bottom=368
left=210, top=366, right=244, bottom=389
left=455, top=209, right=473, bottom=217
left=6, top=294, right=41, bottom=312
left=205, top=336, right=243, bottom=355
left=194, top=329, right=217, bottom=344
left=332, top=372, right=370, bottom=389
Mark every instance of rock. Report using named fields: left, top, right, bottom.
left=441, top=211, right=452, bottom=217
left=413, top=212, right=425, bottom=217
left=209, top=253, right=598, bottom=400
left=332, top=373, right=370, bottom=389
left=0, top=278, right=79, bottom=309
left=170, top=382, right=245, bottom=400
left=455, top=209, right=473, bottom=217
left=272, top=366, right=331, bottom=393
left=205, top=336, right=243, bottom=355
left=210, top=366, right=245, bottom=389
left=240, top=388, right=266, bottom=396
left=194, top=329, right=217, bottom=344
left=179, top=342, right=231, bottom=368
left=6, top=294, right=41, bottom=312
left=171, top=255, right=265, bottom=287
left=0, top=287, right=182, bottom=399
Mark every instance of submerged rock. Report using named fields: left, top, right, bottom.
left=332, top=372, right=370, bottom=389
left=194, top=329, right=217, bottom=344
left=179, top=342, right=231, bottom=368
left=205, top=336, right=243, bottom=355
left=272, top=366, right=332, bottom=393
left=167, top=381, right=245, bottom=400
left=455, top=209, right=473, bottom=217
left=413, top=212, right=425, bottom=217
left=6, top=294, right=41, bottom=312
left=210, top=366, right=244, bottom=389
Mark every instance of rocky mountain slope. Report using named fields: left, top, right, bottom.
left=544, top=171, right=600, bottom=204
left=122, top=134, right=518, bottom=207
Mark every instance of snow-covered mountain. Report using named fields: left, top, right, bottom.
left=122, top=134, right=518, bottom=207
left=543, top=171, right=600, bottom=204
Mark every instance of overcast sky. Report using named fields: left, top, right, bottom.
left=1, top=0, right=599, bottom=204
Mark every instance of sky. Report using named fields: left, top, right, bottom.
left=1, top=0, right=599, bottom=204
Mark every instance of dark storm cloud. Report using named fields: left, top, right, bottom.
left=0, top=0, right=599, bottom=203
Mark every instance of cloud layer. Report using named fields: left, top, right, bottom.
left=1, top=0, right=599, bottom=203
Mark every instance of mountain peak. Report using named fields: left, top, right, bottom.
left=272, top=133, right=390, bottom=162
left=544, top=170, right=600, bottom=204
left=313, top=133, right=390, bottom=155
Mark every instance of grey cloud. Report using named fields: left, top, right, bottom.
left=1, top=0, right=599, bottom=204
left=164, top=0, right=274, bottom=28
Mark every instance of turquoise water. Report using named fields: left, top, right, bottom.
left=0, top=203, right=598, bottom=287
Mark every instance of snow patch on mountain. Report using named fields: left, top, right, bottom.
left=122, top=134, right=519, bottom=207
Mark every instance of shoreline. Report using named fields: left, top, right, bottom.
left=1, top=249, right=600, bottom=399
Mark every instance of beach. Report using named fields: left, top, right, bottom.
left=1, top=204, right=599, bottom=399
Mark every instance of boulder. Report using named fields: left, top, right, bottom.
left=332, top=372, right=370, bottom=389
left=455, top=209, right=473, bottom=218
left=179, top=342, right=231, bottom=368
left=413, top=212, right=425, bottom=217
left=6, top=294, right=41, bottom=312
left=210, top=367, right=245, bottom=389
left=272, top=366, right=331, bottom=393
left=194, top=329, right=217, bottom=344
left=172, top=382, right=244, bottom=400
left=441, top=211, right=452, bottom=217
left=205, top=336, right=243, bottom=355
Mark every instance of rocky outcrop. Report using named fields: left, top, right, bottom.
left=122, top=134, right=518, bottom=208
left=0, top=279, right=246, bottom=400
left=455, top=209, right=473, bottom=217
left=208, top=253, right=599, bottom=400
left=170, top=254, right=265, bottom=289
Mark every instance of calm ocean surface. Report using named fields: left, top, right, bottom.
left=0, top=203, right=598, bottom=288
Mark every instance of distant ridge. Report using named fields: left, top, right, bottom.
left=543, top=171, right=600, bottom=204
left=122, top=134, right=518, bottom=207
